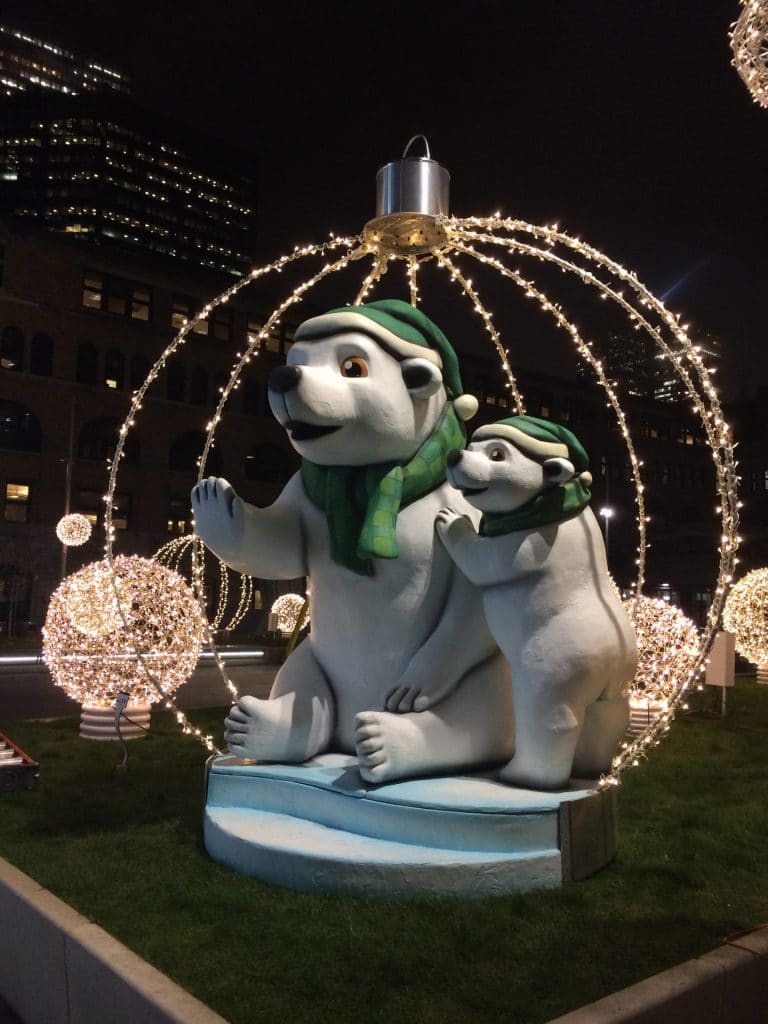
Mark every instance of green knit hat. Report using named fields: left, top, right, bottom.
left=473, top=415, right=591, bottom=482
left=294, top=299, right=479, bottom=421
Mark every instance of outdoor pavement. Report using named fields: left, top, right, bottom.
left=0, top=652, right=277, bottom=723
left=0, top=998, right=21, bottom=1024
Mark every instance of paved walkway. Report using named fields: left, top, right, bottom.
left=0, top=653, right=276, bottom=723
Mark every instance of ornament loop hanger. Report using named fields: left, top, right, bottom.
left=402, top=134, right=432, bottom=160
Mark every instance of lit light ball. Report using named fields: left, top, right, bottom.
left=271, top=593, right=308, bottom=633
left=624, top=596, right=700, bottom=702
left=56, top=513, right=92, bottom=547
left=723, top=568, right=768, bottom=666
left=43, top=556, right=204, bottom=706
left=731, top=0, right=768, bottom=108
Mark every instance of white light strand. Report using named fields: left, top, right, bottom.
left=100, top=217, right=739, bottom=776
left=103, top=236, right=357, bottom=751
left=154, top=535, right=254, bottom=634
left=353, top=251, right=390, bottom=305
left=447, top=219, right=739, bottom=777
left=434, top=250, right=526, bottom=414
left=446, top=239, right=648, bottom=607
left=407, top=256, right=421, bottom=306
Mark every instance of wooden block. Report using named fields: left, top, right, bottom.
left=560, top=788, right=617, bottom=882
left=705, top=630, right=736, bottom=687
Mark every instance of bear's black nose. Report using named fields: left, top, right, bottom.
left=269, top=364, right=302, bottom=393
left=446, top=448, right=463, bottom=467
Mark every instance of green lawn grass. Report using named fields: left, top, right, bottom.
left=1, top=682, right=767, bottom=1024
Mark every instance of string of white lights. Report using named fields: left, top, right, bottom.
left=98, top=216, right=739, bottom=775
left=448, top=221, right=739, bottom=774
left=434, top=251, right=526, bottom=415
left=451, top=222, right=739, bottom=598
left=407, top=256, right=420, bottom=306
left=445, top=241, right=648, bottom=609
left=102, top=236, right=357, bottom=750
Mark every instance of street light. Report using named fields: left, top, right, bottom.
left=598, top=506, right=615, bottom=559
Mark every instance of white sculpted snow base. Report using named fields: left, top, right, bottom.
left=438, top=415, right=638, bottom=791
left=192, top=300, right=514, bottom=785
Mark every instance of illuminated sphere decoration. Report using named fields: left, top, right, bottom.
left=56, top=513, right=92, bottom=547
left=43, top=556, right=204, bottom=708
left=723, top=568, right=768, bottom=677
left=624, top=596, right=701, bottom=703
left=101, top=138, right=739, bottom=776
left=731, top=0, right=768, bottom=108
left=271, top=593, right=309, bottom=634
left=154, top=534, right=255, bottom=635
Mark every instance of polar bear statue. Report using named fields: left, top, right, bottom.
left=436, top=415, right=637, bottom=791
left=192, top=300, right=515, bottom=784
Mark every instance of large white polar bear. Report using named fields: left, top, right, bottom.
left=192, top=300, right=514, bottom=784
left=436, top=415, right=638, bottom=791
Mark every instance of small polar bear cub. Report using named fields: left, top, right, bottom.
left=437, top=415, right=638, bottom=791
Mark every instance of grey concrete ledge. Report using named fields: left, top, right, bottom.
left=547, top=924, right=768, bottom=1024
left=0, top=857, right=229, bottom=1024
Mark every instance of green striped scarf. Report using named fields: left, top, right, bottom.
left=301, top=404, right=466, bottom=575
left=480, top=477, right=592, bottom=536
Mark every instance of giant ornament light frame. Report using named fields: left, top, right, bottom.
left=100, top=138, right=740, bottom=780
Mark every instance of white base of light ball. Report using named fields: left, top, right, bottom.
left=79, top=703, right=152, bottom=741
left=757, top=665, right=768, bottom=685
left=628, top=696, right=667, bottom=736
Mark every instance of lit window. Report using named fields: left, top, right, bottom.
left=193, top=318, right=209, bottom=336
left=1, top=326, right=24, bottom=371
left=82, top=271, right=152, bottom=321
left=172, top=299, right=191, bottom=331
left=167, top=498, right=190, bottom=534
left=131, top=290, right=150, bottom=321
left=247, top=320, right=262, bottom=347
left=4, top=482, right=30, bottom=523
left=113, top=492, right=131, bottom=530
left=82, top=274, right=102, bottom=309
left=103, top=349, right=124, bottom=389
left=265, top=334, right=280, bottom=353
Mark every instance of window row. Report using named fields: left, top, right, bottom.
left=0, top=403, right=293, bottom=479
left=4, top=481, right=175, bottom=534
left=81, top=272, right=293, bottom=352
left=600, top=453, right=712, bottom=489
left=74, top=344, right=269, bottom=412
left=1, top=326, right=54, bottom=375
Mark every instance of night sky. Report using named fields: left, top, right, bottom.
left=5, top=0, right=768, bottom=397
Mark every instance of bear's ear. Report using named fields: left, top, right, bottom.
left=400, top=357, right=443, bottom=399
left=542, top=457, right=575, bottom=484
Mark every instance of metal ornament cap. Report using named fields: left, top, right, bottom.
left=364, top=136, right=451, bottom=256
left=375, top=135, right=450, bottom=219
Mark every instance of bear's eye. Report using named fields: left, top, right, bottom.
left=489, top=447, right=506, bottom=462
left=340, top=357, right=368, bottom=378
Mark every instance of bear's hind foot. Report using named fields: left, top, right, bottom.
left=498, top=755, right=571, bottom=792
left=354, top=711, right=424, bottom=785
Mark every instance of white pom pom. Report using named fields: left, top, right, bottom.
left=454, top=394, right=479, bottom=421
left=579, top=471, right=593, bottom=487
